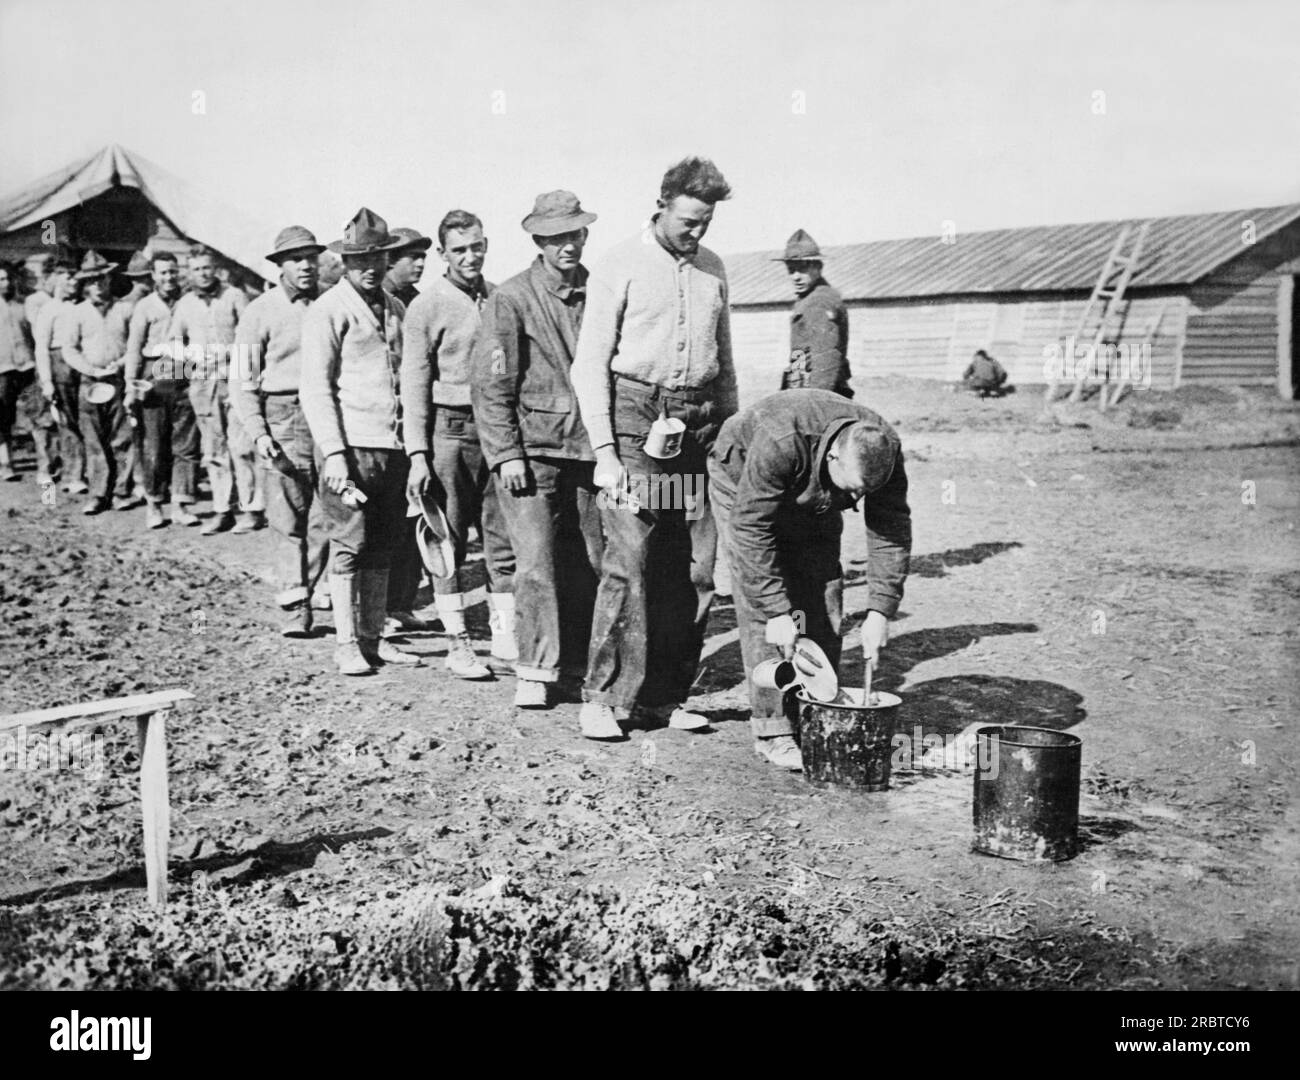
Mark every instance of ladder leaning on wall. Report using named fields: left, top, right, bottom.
left=1045, top=220, right=1151, bottom=406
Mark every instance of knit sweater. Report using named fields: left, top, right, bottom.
left=34, top=299, right=77, bottom=386
left=231, top=280, right=316, bottom=443
left=59, top=300, right=116, bottom=377
left=300, top=278, right=405, bottom=457
left=125, top=291, right=184, bottom=384
left=400, top=275, right=494, bottom=453
left=570, top=226, right=739, bottom=450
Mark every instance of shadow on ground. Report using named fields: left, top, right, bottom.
left=0, top=827, right=393, bottom=906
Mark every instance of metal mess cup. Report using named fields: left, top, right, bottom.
left=751, top=658, right=801, bottom=692
left=86, top=380, right=118, bottom=405
left=644, top=413, right=685, bottom=459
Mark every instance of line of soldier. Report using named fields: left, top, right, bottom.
left=0, top=156, right=911, bottom=772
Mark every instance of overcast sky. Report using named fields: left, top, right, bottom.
left=2, top=0, right=1298, bottom=274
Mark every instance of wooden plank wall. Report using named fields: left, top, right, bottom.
left=730, top=293, right=1190, bottom=391
left=1181, top=225, right=1299, bottom=386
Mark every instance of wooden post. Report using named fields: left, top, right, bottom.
left=137, top=712, right=171, bottom=907
left=0, top=689, right=191, bottom=908
left=1278, top=275, right=1294, bottom=400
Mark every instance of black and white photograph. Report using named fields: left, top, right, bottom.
left=0, top=0, right=1296, bottom=1017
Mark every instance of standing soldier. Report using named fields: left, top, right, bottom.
left=232, top=226, right=331, bottom=637
left=402, top=210, right=517, bottom=680
left=570, top=156, right=738, bottom=739
left=124, top=251, right=202, bottom=529
left=0, top=262, right=36, bottom=483
left=382, top=226, right=440, bottom=636
left=470, top=190, right=604, bottom=709
left=300, top=208, right=420, bottom=675
left=33, top=260, right=86, bottom=492
left=59, top=251, right=129, bottom=515
left=173, top=245, right=259, bottom=535
left=776, top=229, right=852, bottom=398
left=102, top=251, right=154, bottom=509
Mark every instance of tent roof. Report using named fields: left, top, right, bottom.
left=0, top=144, right=279, bottom=281
left=726, top=202, right=1300, bottom=306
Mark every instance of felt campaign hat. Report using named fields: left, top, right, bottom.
left=267, top=226, right=326, bottom=263
left=123, top=251, right=153, bottom=278
left=73, top=249, right=119, bottom=279
left=772, top=228, right=824, bottom=263
left=327, top=208, right=407, bottom=255
left=389, top=227, right=433, bottom=254
left=521, top=190, right=597, bottom=236
left=410, top=487, right=456, bottom=580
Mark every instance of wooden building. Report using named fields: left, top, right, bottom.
left=725, top=204, right=1300, bottom=399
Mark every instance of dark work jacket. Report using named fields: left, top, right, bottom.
left=470, top=257, right=591, bottom=468
left=383, top=277, right=420, bottom=309
left=782, top=280, right=852, bottom=397
left=711, top=388, right=911, bottom=620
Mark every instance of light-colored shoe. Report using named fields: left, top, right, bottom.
left=754, top=735, right=803, bottom=771
left=173, top=506, right=201, bottom=527
left=201, top=511, right=235, bottom=535
left=311, top=591, right=332, bottom=611
left=362, top=638, right=423, bottom=667
left=145, top=502, right=165, bottom=529
left=445, top=635, right=492, bottom=680
left=580, top=702, right=624, bottom=740
left=335, top=642, right=375, bottom=676
left=231, top=511, right=261, bottom=534
left=1, top=467, right=19, bottom=483
left=667, top=706, right=711, bottom=731
left=630, top=703, right=711, bottom=731
left=513, top=679, right=549, bottom=709
left=113, top=494, right=144, bottom=511
left=36, top=473, right=54, bottom=487
left=81, top=498, right=109, bottom=516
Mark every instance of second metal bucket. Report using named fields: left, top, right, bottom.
left=972, top=725, right=1082, bottom=862
left=797, top=689, right=902, bottom=791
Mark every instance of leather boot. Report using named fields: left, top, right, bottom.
left=330, top=573, right=374, bottom=676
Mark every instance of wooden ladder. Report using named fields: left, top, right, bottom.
left=0, top=689, right=194, bottom=907
left=1046, top=221, right=1151, bottom=405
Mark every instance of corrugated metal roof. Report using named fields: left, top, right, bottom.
left=726, top=203, right=1300, bottom=306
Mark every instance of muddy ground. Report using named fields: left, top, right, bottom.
left=0, top=379, right=1297, bottom=989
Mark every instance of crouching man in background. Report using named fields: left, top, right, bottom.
left=708, top=388, right=912, bottom=771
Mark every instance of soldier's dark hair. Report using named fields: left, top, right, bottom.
left=438, top=210, right=483, bottom=248
left=660, top=156, right=732, bottom=205
left=150, top=251, right=179, bottom=268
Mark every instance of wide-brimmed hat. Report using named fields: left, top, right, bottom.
left=521, top=190, right=597, bottom=237
left=410, top=488, right=456, bottom=580
left=772, top=228, right=823, bottom=263
left=74, top=249, right=119, bottom=280
left=389, top=227, right=433, bottom=255
left=123, top=251, right=153, bottom=278
left=327, top=208, right=407, bottom=256
left=267, top=226, right=326, bottom=263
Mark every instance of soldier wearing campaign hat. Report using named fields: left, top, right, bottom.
left=775, top=229, right=853, bottom=399
left=301, top=208, right=421, bottom=674
left=231, top=226, right=335, bottom=637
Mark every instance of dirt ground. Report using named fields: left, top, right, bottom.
left=1, top=379, right=1297, bottom=990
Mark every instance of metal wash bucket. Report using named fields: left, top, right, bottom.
left=797, top=688, right=902, bottom=791
left=972, top=725, right=1081, bottom=862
